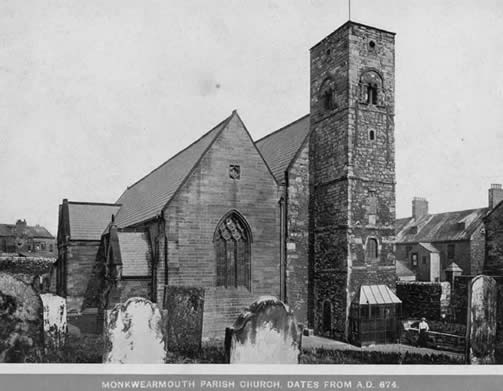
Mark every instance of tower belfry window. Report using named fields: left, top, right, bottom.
left=360, top=70, right=383, bottom=105
left=367, top=85, right=378, bottom=105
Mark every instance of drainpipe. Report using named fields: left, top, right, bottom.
left=279, top=171, right=289, bottom=303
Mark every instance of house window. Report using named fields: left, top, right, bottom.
left=422, top=256, right=427, bottom=265
left=411, top=253, right=418, bottom=267
left=49, top=244, right=53, bottom=252
left=447, top=244, right=455, bottom=259
left=366, top=238, right=378, bottom=261
left=41, top=242, right=46, bottom=250
left=214, top=211, right=251, bottom=290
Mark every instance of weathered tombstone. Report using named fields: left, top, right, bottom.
left=228, top=296, right=300, bottom=364
left=103, top=297, right=165, bottom=363
left=0, top=273, right=43, bottom=362
left=40, top=293, right=67, bottom=351
left=467, top=275, right=497, bottom=364
left=164, top=286, right=204, bottom=353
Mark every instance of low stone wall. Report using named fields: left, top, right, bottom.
left=396, top=282, right=444, bottom=321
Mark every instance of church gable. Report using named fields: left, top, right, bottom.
left=162, top=111, right=281, bottom=338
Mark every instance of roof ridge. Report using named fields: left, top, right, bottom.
left=255, top=114, right=309, bottom=144
left=121, top=113, right=233, bottom=194
left=68, top=201, right=121, bottom=207
left=400, top=206, right=489, bottom=222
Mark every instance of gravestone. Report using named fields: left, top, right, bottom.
left=164, top=286, right=204, bottom=353
left=228, top=296, right=300, bottom=364
left=103, top=297, right=165, bottom=363
left=468, top=275, right=497, bottom=364
left=0, top=273, right=43, bottom=362
left=40, top=293, right=67, bottom=351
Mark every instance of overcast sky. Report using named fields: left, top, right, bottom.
left=1, top=0, right=503, bottom=235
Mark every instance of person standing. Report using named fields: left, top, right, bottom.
left=418, top=317, right=429, bottom=347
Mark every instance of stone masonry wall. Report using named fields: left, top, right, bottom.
left=310, top=23, right=396, bottom=339
left=286, top=140, right=310, bottom=326
left=66, top=241, right=101, bottom=313
left=485, top=204, right=503, bottom=276
left=163, top=113, right=281, bottom=341
left=396, top=281, right=443, bottom=321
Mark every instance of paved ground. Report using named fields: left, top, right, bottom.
left=302, top=335, right=464, bottom=359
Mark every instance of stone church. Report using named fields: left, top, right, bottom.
left=56, top=20, right=399, bottom=342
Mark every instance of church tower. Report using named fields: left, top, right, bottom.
left=309, top=22, right=397, bottom=339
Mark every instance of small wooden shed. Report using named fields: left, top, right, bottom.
left=349, top=285, right=402, bottom=346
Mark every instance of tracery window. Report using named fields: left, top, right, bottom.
left=214, top=212, right=251, bottom=289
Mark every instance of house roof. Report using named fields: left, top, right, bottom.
left=357, top=285, right=402, bottom=305
left=396, top=207, right=488, bottom=244
left=0, top=223, right=54, bottom=239
left=114, top=114, right=232, bottom=228
left=67, top=202, right=121, bottom=241
left=419, top=242, right=440, bottom=253
left=396, top=260, right=415, bottom=278
left=117, top=232, right=151, bottom=277
left=255, top=114, right=310, bottom=183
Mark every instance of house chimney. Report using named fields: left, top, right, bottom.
left=412, top=197, right=428, bottom=220
left=489, top=184, right=503, bottom=209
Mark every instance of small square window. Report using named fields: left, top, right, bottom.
left=229, top=165, right=240, bottom=180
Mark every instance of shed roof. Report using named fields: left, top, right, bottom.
left=358, top=285, right=402, bottom=305
left=67, top=202, right=121, bottom=241
left=396, top=207, right=488, bottom=244
left=396, top=260, right=416, bottom=278
left=114, top=114, right=232, bottom=228
left=117, top=232, right=151, bottom=277
left=255, top=114, right=310, bottom=183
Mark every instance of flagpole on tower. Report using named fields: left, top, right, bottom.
left=348, top=0, right=351, bottom=21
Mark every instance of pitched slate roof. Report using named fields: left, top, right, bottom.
left=0, top=223, right=54, bottom=238
left=114, top=114, right=232, bottom=228
left=117, top=232, right=151, bottom=277
left=396, top=207, right=488, bottom=244
left=255, top=114, right=310, bottom=183
left=358, top=285, right=401, bottom=305
left=68, top=202, right=121, bottom=241
left=419, top=242, right=440, bottom=253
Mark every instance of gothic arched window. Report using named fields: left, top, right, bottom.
left=360, top=70, right=383, bottom=105
left=214, top=211, right=251, bottom=290
left=319, top=78, right=337, bottom=111
left=366, top=238, right=379, bottom=262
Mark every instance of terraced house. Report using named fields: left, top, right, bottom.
left=56, top=20, right=400, bottom=342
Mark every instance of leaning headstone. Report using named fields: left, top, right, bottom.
left=164, top=286, right=205, bottom=353
left=103, top=297, right=165, bottom=363
left=40, top=293, right=67, bottom=351
left=0, top=273, right=43, bottom=362
left=468, top=275, right=497, bottom=364
left=228, top=296, right=300, bottom=364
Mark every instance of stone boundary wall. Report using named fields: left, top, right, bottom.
left=396, top=282, right=443, bottom=320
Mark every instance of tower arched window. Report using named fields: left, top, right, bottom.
left=214, top=211, right=251, bottom=290
left=359, top=70, right=383, bottom=105
left=366, top=238, right=379, bottom=261
left=319, top=78, right=337, bottom=111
